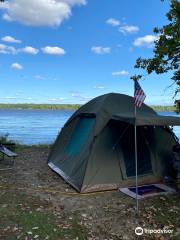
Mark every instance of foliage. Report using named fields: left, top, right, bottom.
left=151, top=105, right=175, bottom=112
left=0, top=133, right=15, bottom=145
left=132, top=0, right=180, bottom=95
left=0, top=134, right=17, bottom=151
left=130, top=75, right=142, bottom=82
left=0, top=103, right=81, bottom=110
left=0, top=133, right=9, bottom=143
left=174, top=99, right=180, bottom=113
left=0, top=103, right=175, bottom=111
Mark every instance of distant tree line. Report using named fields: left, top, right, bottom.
left=151, top=105, right=176, bottom=112
left=0, top=104, right=81, bottom=110
left=0, top=103, right=176, bottom=112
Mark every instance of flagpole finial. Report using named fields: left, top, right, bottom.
left=130, top=75, right=142, bottom=82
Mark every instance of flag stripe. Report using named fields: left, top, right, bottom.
left=134, top=80, right=146, bottom=107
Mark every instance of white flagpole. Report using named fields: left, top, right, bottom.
left=134, top=78, right=146, bottom=215
left=134, top=97, right=139, bottom=214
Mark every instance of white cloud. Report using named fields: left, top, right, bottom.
left=0, top=44, right=39, bottom=55
left=35, top=75, right=46, bottom=80
left=24, top=97, right=33, bottom=101
left=11, top=62, right=23, bottom=70
left=133, top=35, right=158, bottom=47
left=61, top=0, right=86, bottom=5
left=0, top=2, right=9, bottom=10
left=3, top=96, right=17, bottom=100
left=106, top=18, right=139, bottom=35
left=2, top=13, right=13, bottom=21
left=106, top=18, right=120, bottom=27
left=48, top=97, right=65, bottom=102
left=1, top=35, right=21, bottom=43
left=112, top=70, right=129, bottom=76
left=42, top=46, right=66, bottom=55
left=91, top=46, right=111, bottom=55
left=72, top=93, right=91, bottom=101
left=94, top=85, right=105, bottom=89
left=0, top=43, right=17, bottom=54
left=1, top=0, right=86, bottom=27
left=0, top=96, right=33, bottom=101
left=119, top=25, right=139, bottom=34
left=21, top=46, right=39, bottom=55
left=70, top=90, right=80, bottom=94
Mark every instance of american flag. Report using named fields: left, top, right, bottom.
left=134, top=80, right=146, bottom=107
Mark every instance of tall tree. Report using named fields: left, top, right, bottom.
left=132, top=0, right=180, bottom=96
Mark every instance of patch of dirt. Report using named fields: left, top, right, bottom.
left=0, top=146, right=179, bottom=240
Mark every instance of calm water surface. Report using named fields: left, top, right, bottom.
left=0, top=110, right=74, bottom=145
left=0, top=110, right=179, bottom=145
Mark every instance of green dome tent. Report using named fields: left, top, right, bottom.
left=48, top=93, right=180, bottom=192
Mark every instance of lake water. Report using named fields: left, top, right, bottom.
left=0, top=110, right=74, bottom=145
left=0, top=110, right=179, bottom=145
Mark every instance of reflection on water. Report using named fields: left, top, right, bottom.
left=0, top=110, right=179, bottom=145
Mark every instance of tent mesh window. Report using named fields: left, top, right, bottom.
left=65, top=116, right=95, bottom=157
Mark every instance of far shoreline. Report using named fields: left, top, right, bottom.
left=0, top=104, right=81, bottom=111
left=0, top=103, right=176, bottom=112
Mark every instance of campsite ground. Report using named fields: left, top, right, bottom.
left=0, top=146, right=179, bottom=240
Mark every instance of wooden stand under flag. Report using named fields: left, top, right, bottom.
left=134, top=79, right=146, bottom=214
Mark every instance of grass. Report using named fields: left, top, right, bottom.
left=0, top=133, right=51, bottom=152
left=0, top=144, right=179, bottom=239
left=0, top=133, right=15, bottom=145
left=145, top=195, right=180, bottom=228
left=0, top=192, right=88, bottom=240
left=0, top=185, right=179, bottom=240
left=139, top=194, right=180, bottom=240
left=31, top=144, right=52, bottom=149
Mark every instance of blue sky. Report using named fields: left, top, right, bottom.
left=0, top=0, right=177, bottom=105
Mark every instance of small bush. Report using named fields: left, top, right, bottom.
left=0, top=133, right=16, bottom=150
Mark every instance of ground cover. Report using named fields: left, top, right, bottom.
left=0, top=146, right=179, bottom=240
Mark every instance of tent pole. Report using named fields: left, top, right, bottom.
left=134, top=105, right=139, bottom=214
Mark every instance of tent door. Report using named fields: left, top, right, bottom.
left=120, top=125, right=153, bottom=178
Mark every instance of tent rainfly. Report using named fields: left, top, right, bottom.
left=48, top=93, right=180, bottom=192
